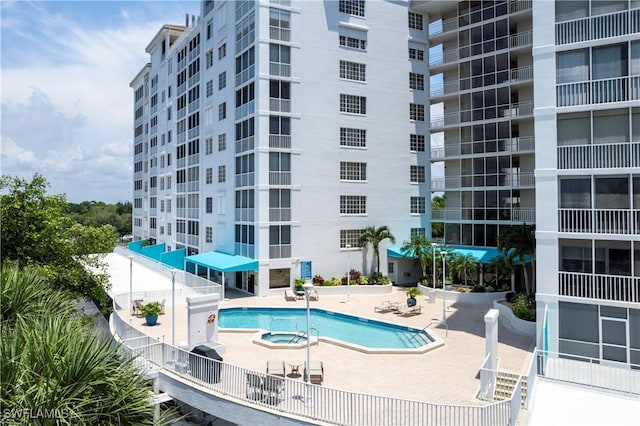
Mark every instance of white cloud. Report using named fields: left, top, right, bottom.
left=0, top=2, right=180, bottom=202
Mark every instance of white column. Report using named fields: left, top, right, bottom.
left=484, top=309, right=499, bottom=370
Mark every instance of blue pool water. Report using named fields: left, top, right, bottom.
left=218, top=307, right=434, bottom=349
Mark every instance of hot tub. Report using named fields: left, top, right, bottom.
left=252, top=331, right=318, bottom=349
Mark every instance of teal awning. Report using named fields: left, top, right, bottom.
left=185, top=251, right=258, bottom=272
left=387, top=245, right=503, bottom=264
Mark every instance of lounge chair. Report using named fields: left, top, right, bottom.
left=133, top=300, right=145, bottom=317
left=304, top=360, right=324, bottom=385
left=266, top=360, right=285, bottom=377
left=246, top=372, right=264, bottom=400
left=310, top=289, right=319, bottom=301
left=374, top=300, right=400, bottom=313
left=284, top=289, right=297, bottom=301
left=398, top=304, right=422, bottom=316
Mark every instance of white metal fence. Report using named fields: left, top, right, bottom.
left=111, top=294, right=520, bottom=425
left=558, top=271, right=640, bottom=303
left=536, top=350, right=640, bottom=396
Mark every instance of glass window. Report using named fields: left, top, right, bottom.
left=557, top=50, right=589, bottom=83
left=595, top=177, right=629, bottom=209
left=560, top=178, right=591, bottom=208
left=592, top=44, right=627, bottom=80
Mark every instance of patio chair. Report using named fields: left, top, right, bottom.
left=262, top=375, right=285, bottom=404
left=266, top=360, right=286, bottom=377
left=310, top=289, right=320, bottom=301
left=133, top=300, right=145, bottom=317
left=398, top=304, right=422, bottom=316
left=374, top=300, right=400, bottom=313
left=284, top=289, right=297, bottom=301
left=245, top=372, right=264, bottom=400
left=304, top=360, right=324, bottom=385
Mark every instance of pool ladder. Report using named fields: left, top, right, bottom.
left=293, top=327, right=319, bottom=345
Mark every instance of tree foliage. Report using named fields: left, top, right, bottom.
left=431, top=196, right=445, bottom=238
left=358, top=225, right=396, bottom=276
left=449, top=253, right=479, bottom=286
left=65, top=201, right=132, bottom=237
left=497, top=223, right=536, bottom=296
left=0, top=174, right=116, bottom=303
left=0, top=264, right=161, bottom=425
left=400, top=233, right=433, bottom=279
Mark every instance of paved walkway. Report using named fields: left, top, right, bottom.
left=106, top=252, right=534, bottom=405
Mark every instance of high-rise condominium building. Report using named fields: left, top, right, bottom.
left=420, top=0, right=639, bottom=369
left=130, top=0, right=431, bottom=295
left=533, top=0, right=639, bottom=368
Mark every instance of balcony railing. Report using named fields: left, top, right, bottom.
left=235, top=136, right=254, bottom=154
left=269, top=207, right=291, bottom=222
left=431, top=137, right=535, bottom=160
left=269, top=62, right=291, bottom=77
left=235, top=65, right=255, bottom=87
left=269, top=171, right=291, bottom=186
left=512, top=208, right=536, bottom=223
left=556, top=8, right=640, bottom=45
left=430, top=208, right=462, bottom=221
left=269, top=244, right=291, bottom=259
left=269, top=134, right=291, bottom=149
left=558, top=271, right=640, bottom=303
left=235, top=172, right=255, bottom=187
left=509, top=0, right=532, bottom=14
left=431, top=102, right=533, bottom=129
left=270, top=26, right=290, bottom=42
left=269, top=97, right=291, bottom=113
left=430, top=80, right=459, bottom=98
left=235, top=207, right=255, bottom=222
left=558, top=141, right=640, bottom=169
left=558, top=209, right=640, bottom=235
left=510, top=65, right=533, bottom=83
left=557, top=75, right=640, bottom=107
left=509, top=30, right=532, bottom=48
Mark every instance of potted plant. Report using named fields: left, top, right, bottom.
left=142, top=301, right=162, bottom=326
left=294, top=278, right=306, bottom=293
left=406, top=287, right=422, bottom=307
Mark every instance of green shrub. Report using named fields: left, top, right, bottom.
left=472, top=284, right=486, bottom=293
left=312, top=275, right=325, bottom=285
left=512, top=294, right=536, bottom=321
left=325, top=277, right=341, bottom=286
left=505, top=292, right=516, bottom=303
left=485, top=285, right=495, bottom=293
left=499, top=283, right=511, bottom=292
left=358, top=275, right=369, bottom=285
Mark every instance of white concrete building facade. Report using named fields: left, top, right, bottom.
left=131, top=0, right=431, bottom=295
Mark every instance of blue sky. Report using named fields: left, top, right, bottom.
left=1, top=0, right=200, bottom=202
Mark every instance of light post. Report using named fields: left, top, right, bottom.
left=346, top=244, right=351, bottom=303
left=170, top=269, right=178, bottom=347
left=440, top=251, right=447, bottom=324
left=431, top=243, right=438, bottom=291
left=302, top=282, right=314, bottom=407
left=128, top=255, right=134, bottom=316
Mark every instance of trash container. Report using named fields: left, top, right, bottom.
left=428, top=288, right=436, bottom=304
left=190, top=345, right=223, bottom=383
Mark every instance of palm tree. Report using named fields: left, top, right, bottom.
left=358, top=225, right=396, bottom=276
left=0, top=264, right=171, bottom=425
left=497, top=223, right=536, bottom=296
left=400, top=233, right=432, bottom=280
left=449, top=253, right=479, bottom=286
left=487, top=253, right=515, bottom=290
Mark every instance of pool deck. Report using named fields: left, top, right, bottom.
left=107, top=252, right=534, bottom=406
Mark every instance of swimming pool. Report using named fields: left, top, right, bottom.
left=218, top=307, right=439, bottom=353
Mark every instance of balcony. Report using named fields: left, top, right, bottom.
left=558, top=141, right=640, bottom=170
left=235, top=136, right=255, bottom=154
left=431, top=136, right=535, bottom=160
left=269, top=171, right=291, bottom=186
left=235, top=100, right=255, bottom=120
left=430, top=102, right=533, bottom=129
left=558, top=209, right=640, bottom=235
left=269, top=97, right=291, bottom=113
left=235, top=172, right=255, bottom=188
left=557, top=75, right=640, bottom=107
left=269, top=134, right=291, bottom=149
left=430, top=80, right=459, bottom=98
left=510, top=65, right=533, bottom=83
left=270, top=62, right=291, bottom=77
left=269, top=207, right=291, bottom=221
left=430, top=207, right=535, bottom=223
left=509, top=30, right=532, bottom=49
left=558, top=271, right=640, bottom=303
left=270, top=26, right=290, bottom=42
left=235, top=65, right=255, bottom=87
left=235, top=208, right=255, bottom=222
left=556, top=8, right=640, bottom=45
